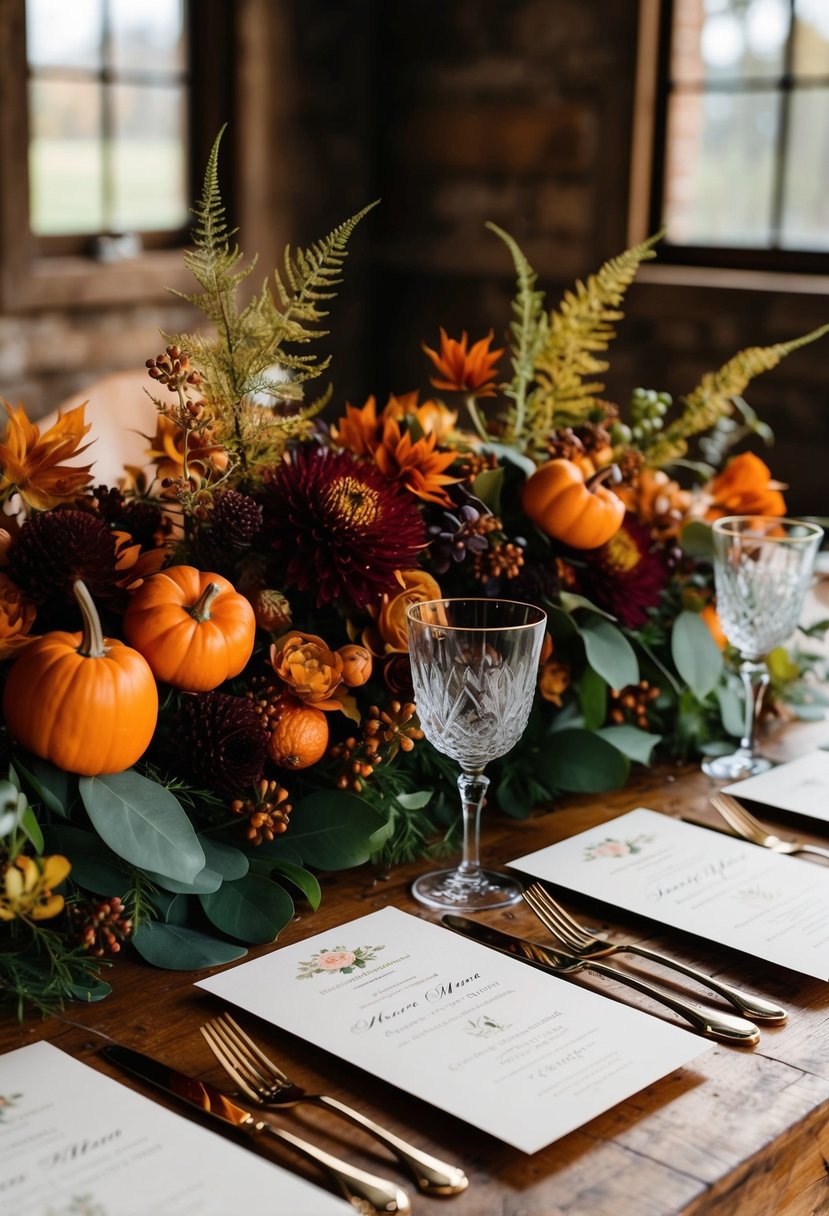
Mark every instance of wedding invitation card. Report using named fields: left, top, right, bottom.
left=510, top=807, right=829, bottom=980
left=0, top=1041, right=350, bottom=1216
left=198, top=905, right=705, bottom=1154
left=723, top=750, right=829, bottom=820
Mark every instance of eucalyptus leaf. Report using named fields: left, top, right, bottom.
left=67, top=979, right=112, bottom=1003
left=537, top=729, right=630, bottom=793
left=578, top=666, right=607, bottom=732
left=145, top=865, right=223, bottom=895
left=267, top=860, right=321, bottom=910
left=132, top=921, right=248, bottom=970
left=80, top=770, right=205, bottom=883
left=576, top=615, right=639, bottom=691
left=395, top=791, right=434, bottom=811
left=18, top=803, right=44, bottom=853
left=472, top=466, right=504, bottom=513
left=200, top=874, right=294, bottom=944
left=716, top=681, right=745, bottom=738
left=596, top=725, right=661, bottom=765
left=248, top=839, right=304, bottom=866
left=671, top=611, right=723, bottom=700
left=289, top=792, right=387, bottom=870
left=559, top=591, right=616, bottom=620
left=680, top=520, right=714, bottom=559
left=44, top=824, right=130, bottom=897
left=15, top=756, right=73, bottom=817
left=480, top=442, right=537, bottom=480
left=199, top=835, right=249, bottom=881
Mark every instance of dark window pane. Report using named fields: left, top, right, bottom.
left=663, top=88, right=780, bottom=246
left=671, top=0, right=790, bottom=84
left=110, top=84, right=188, bottom=231
left=793, top=0, right=829, bottom=76
left=110, top=0, right=186, bottom=74
left=26, top=0, right=103, bottom=69
left=781, top=88, right=829, bottom=249
left=29, top=79, right=104, bottom=234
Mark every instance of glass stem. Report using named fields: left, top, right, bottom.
left=738, top=659, right=770, bottom=755
left=457, top=770, right=489, bottom=878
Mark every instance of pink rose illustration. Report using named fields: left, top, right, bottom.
left=315, top=949, right=356, bottom=971
left=594, top=841, right=629, bottom=858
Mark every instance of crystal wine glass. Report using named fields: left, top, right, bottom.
left=407, top=597, right=547, bottom=911
left=702, top=515, right=824, bottom=781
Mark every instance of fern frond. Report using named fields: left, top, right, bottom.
left=274, top=201, right=380, bottom=328
left=485, top=222, right=546, bottom=446
left=528, top=232, right=662, bottom=448
left=646, top=324, right=829, bottom=468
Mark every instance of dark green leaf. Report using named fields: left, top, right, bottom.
left=67, top=978, right=112, bottom=1002
left=18, top=804, right=44, bottom=853
left=680, top=520, right=714, bottom=558
left=716, top=680, right=744, bottom=738
left=267, top=860, right=321, bottom=910
left=671, top=611, right=723, bottom=700
left=199, top=835, right=249, bottom=881
left=45, top=824, right=130, bottom=897
left=289, top=791, right=387, bottom=870
left=537, top=729, right=630, bottom=793
left=200, top=875, right=294, bottom=944
left=15, top=756, right=74, bottom=817
left=480, top=442, right=537, bottom=480
left=596, top=725, right=661, bottom=765
left=249, top=838, right=304, bottom=866
left=145, top=865, right=223, bottom=894
left=472, top=466, right=504, bottom=513
left=576, top=616, right=639, bottom=690
left=132, top=921, right=248, bottom=970
left=559, top=591, right=616, bottom=620
left=80, top=770, right=205, bottom=883
left=578, top=666, right=607, bottom=732
left=395, top=791, right=433, bottom=810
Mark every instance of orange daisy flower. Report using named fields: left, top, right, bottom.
left=0, top=401, right=93, bottom=512
left=703, top=451, right=787, bottom=521
left=145, top=414, right=229, bottom=486
left=422, top=329, right=504, bottom=398
left=374, top=417, right=460, bottom=506
left=331, top=396, right=382, bottom=458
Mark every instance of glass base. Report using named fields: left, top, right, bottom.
left=411, top=866, right=523, bottom=912
left=702, top=747, right=775, bottom=781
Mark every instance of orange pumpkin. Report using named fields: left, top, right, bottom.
left=123, top=565, right=255, bottom=692
left=3, top=580, right=158, bottom=776
left=522, top=458, right=625, bottom=549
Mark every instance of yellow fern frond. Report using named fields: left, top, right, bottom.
left=646, top=324, right=829, bottom=468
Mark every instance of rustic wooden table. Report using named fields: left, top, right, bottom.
left=4, top=724, right=829, bottom=1216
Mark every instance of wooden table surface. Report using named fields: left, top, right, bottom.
left=4, top=722, right=829, bottom=1216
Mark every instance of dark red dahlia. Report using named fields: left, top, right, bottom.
left=261, top=448, right=425, bottom=609
left=578, top=519, right=669, bottom=629
left=178, top=691, right=269, bottom=798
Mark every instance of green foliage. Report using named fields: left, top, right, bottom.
left=486, top=221, right=546, bottom=444
left=670, top=610, right=724, bottom=700
left=647, top=324, right=829, bottom=467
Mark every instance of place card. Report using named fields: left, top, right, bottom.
left=723, top=750, right=829, bottom=821
left=198, top=905, right=705, bottom=1155
left=509, top=807, right=829, bottom=981
left=0, top=1041, right=350, bottom=1216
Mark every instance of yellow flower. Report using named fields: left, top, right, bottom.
left=0, top=401, right=93, bottom=512
left=0, top=573, right=36, bottom=659
left=369, top=569, right=443, bottom=654
left=269, top=631, right=345, bottom=711
left=0, top=854, right=71, bottom=923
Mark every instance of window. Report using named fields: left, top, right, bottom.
left=0, top=0, right=234, bottom=309
left=635, top=0, right=829, bottom=273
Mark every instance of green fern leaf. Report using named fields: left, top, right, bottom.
left=485, top=222, right=546, bottom=446
left=646, top=324, right=829, bottom=468
left=275, top=202, right=379, bottom=327
left=529, top=232, right=661, bottom=446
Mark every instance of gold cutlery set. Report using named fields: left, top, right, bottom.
left=104, top=792, right=811, bottom=1214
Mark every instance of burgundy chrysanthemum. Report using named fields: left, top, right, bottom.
left=178, top=691, right=269, bottom=798
left=8, top=508, right=121, bottom=627
left=578, top=519, right=669, bottom=629
left=261, top=448, right=426, bottom=609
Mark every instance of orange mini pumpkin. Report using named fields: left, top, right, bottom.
left=3, top=580, right=158, bottom=776
left=522, top=458, right=625, bottom=549
left=123, top=565, right=255, bottom=692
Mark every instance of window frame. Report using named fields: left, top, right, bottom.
left=629, top=0, right=829, bottom=278
left=0, top=0, right=236, bottom=312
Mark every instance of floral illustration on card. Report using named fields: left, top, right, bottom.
left=0, top=1091, right=21, bottom=1121
left=584, top=834, right=655, bottom=862
left=45, top=1197, right=109, bottom=1216
left=732, top=885, right=779, bottom=908
left=465, top=1015, right=510, bottom=1038
left=296, top=944, right=385, bottom=979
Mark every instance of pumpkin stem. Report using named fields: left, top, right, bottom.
left=74, top=579, right=107, bottom=659
left=586, top=463, right=622, bottom=492
left=188, top=582, right=222, bottom=622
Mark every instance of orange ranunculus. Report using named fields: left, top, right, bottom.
left=145, top=414, right=229, bottom=486
left=422, top=329, right=504, bottom=398
left=701, top=603, right=727, bottom=650
left=0, top=853, right=71, bottom=923
left=331, top=396, right=381, bottom=458
left=0, top=401, right=93, bottom=512
left=0, top=573, right=36, bottom=659
left=269, top=632, right=345, bottom=711
left=371, top=569, right=443, bottom=654
left=337, top=644, right=373, bottom=688
left=538, top=659, right=571, bottom=706
left=374, top=416, right=459, bottom=506
left=704, top=452, right=787, bottom=521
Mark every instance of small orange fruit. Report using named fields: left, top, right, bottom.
left=267, top=698, right=329, bottom=769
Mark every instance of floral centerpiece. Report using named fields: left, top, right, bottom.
left=0, top=133, right=826, bottom=1015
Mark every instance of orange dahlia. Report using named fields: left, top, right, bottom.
left=422, top=329, right=503, bottom=398
left=703, top=451, right=786, bottom=521
left=374, top=417, right=460, bottom=506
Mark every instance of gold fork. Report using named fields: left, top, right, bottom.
left=522, top=883, right=787, bottom=1024
left=711, top=792, right=829, bottom=863
left=200, top=1014, right=468, bottom=1196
